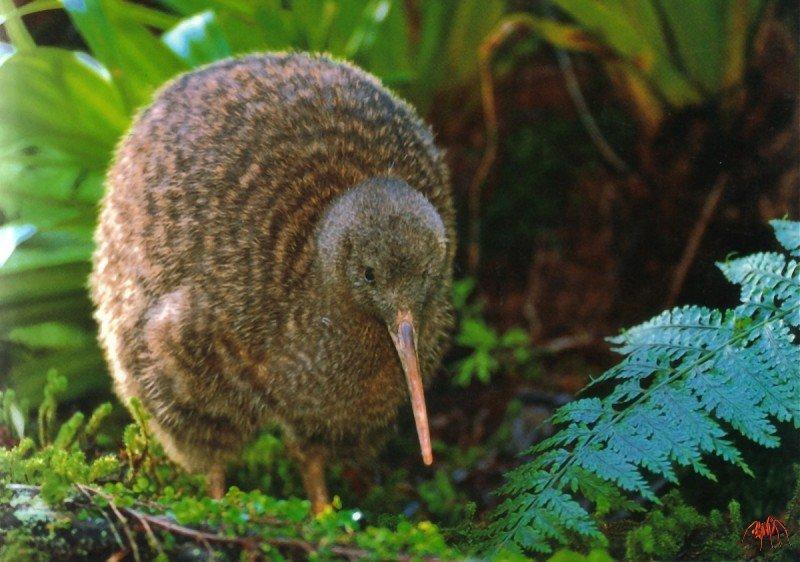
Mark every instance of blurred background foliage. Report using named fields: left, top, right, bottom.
left=0, top=0, right=798, bottom=558
left=522, top=0, right=766, bottom=133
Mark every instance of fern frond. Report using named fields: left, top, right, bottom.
left=487, top=220, right=800, bottom=553
left=719, top=252, right=800, bottom=324
left=770, top=218, right=800, bottom=257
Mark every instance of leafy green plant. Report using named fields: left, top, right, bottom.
left=623, top=490, right=743, bottom=561
left=0, top=386, right=27, bottom=441
left=0, top=0, right=506, bottom=404
left=0, top=376, right=462, bottom=560
left=487, top=219, right=800, bottom=553
left=451, top=278, right=534, bottom=386
left=545, top=548, right=613, bottom=562
left=1, top=371, right=117, bottom=503
left=514, top=0, right=765, bottom=132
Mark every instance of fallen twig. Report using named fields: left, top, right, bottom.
left=104, top=489, right=143, bottom=562
left=665, top=173, right=729, bottom=307
left=73, top=484, right=447, bottom=561
left=77, top=483, right=126, bottom=552
left=535, top=332, right=597, bottom=355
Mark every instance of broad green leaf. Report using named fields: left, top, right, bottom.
left=411, top=0, right=448, bottom=108
left=0, top=47, right=128, bottom=166
left=616, top=0, right=670, bottom=62
left=552, top=0, right=650, bottom=65
left=723, top=0, right=765, bottom=90
left=0, top=224, right=36, bottom=267
left=0, top=231, right=93, bottom=307
left=407, top=0, right=506, bottom=111
left=0, top=260, right=91, bottom=305
left=506, top=16, right=605, bottom=55
left=323, top=0, right=372, bottom=53
left=7, top=321, right=94, bottom=350
left=344, top=0, right=390, bottom=57
left=116, top=0, right=180, bottom=29
left=353, top=0, right=412, bottom=86
left=0, top=144, right=104, bottom=237
left=659, top=0, right=727, bottom=93
left=157, top=0, right=217, bottom=16
left=163, top=10, right=232, bottom=67
left=63, top=0, right=187, bottom=111
left=167, top=0, right=256, bottom=15
left=161, top=0, right=288, bottom=54
left=250, top=3, right=295, bottom=50
left=551, top=0, right=700, bottom=107
left=160, top=0, right=289, bottom=53
left=0, top=230, right=93, bottom=275
left=9, top=343, right=108, bottom=404
left=445, top=0, right=505, bottom=86
left=0, top=291, right=94, bottom=331
left=291, top=0, right=339, bottom=51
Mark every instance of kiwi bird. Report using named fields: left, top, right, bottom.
left=91, top=53, right=454, bottom=511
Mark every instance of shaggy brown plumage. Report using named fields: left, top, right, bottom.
left=91, top=52, right=455, bottom=510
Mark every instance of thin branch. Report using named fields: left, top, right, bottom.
left=467, top=19, right=518, bottom=275
left=78, top=484, right=247, bottom=555
left=665, top=173, right=729, bottom=307
left=75, top=485, right=445, bottom=561
left=77, top=484, right=126, bottom=552
left=534, top=332, right=597, bottom=355
left=127, top=507, right=166, bottom=560
left=541, top=0, right=642, bottom=172
left=104, top=491, right=142, bottom=562
left=552, top=47, right=632, bottom=175
left=0, top=0, right=35, bottom=50
left=106, top=550, right=128, bottom=562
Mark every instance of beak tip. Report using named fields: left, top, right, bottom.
left=423, top=453, right=434, bottom=466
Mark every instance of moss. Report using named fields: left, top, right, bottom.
left=0, top=529, right=50, bottom=562
left=623, top=490, right=744, bottom=561
left=0, top=384, right=470, bottom=561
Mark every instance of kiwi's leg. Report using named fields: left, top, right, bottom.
left=207, top=462, right=226, bottom=499
left=286, top=442, right=330, bottom=514
left=301, top=449, right=330, bottom=514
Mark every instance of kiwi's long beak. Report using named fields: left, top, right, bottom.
left=389, top=310, right=433, bottom=466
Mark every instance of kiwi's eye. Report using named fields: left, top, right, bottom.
left=364, top=267, right=375, bottom=283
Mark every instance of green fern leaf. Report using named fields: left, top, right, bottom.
left=487, top=220, right=800, bottom=553
left=770, top=218, right=800, bottom=256
left=719, top=252, right=800, bottom=324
